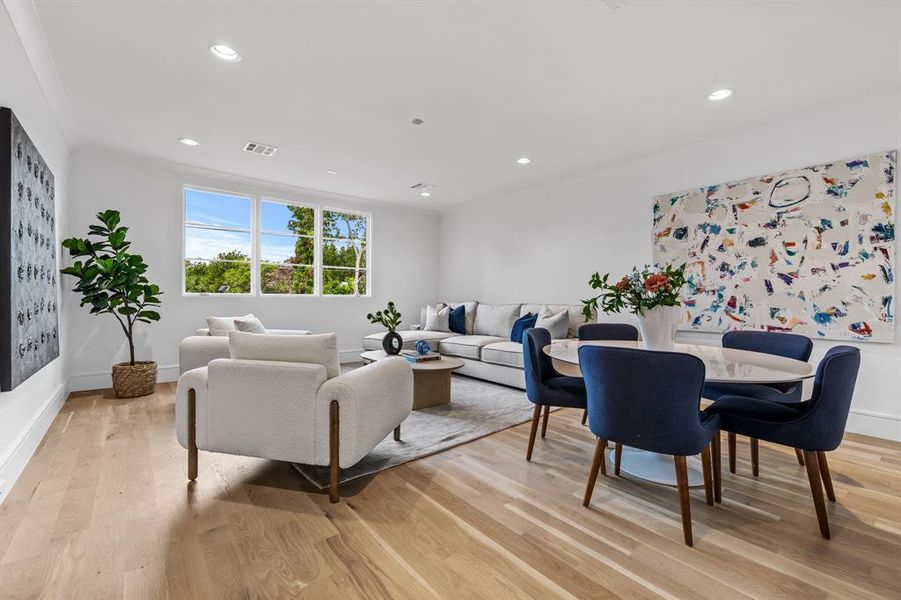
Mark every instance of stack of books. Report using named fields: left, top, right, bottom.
left=401, top=350, right=441, bottom=363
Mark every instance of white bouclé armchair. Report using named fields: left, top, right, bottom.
left=175, top=331, right=413, bottom=502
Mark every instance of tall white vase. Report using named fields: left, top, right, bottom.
left=637, top=305, right=680, bottom=349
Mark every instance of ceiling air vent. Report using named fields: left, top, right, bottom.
left=243, top=141, right=278, bottom=157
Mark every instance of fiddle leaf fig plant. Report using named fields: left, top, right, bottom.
left=366, top=301, right=402, bottom=332
left=61, top=209, right=162, bottom=365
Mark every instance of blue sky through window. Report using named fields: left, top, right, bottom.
left=185, top=189, right=251, bottom=229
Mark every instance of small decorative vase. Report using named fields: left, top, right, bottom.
left=111, top=361, right=158, bottom=398
left=637, top=305, right=680, bottom=350
left=415, top=340, right=432, bottom=355
left=382, top=331, right=403, bottom=355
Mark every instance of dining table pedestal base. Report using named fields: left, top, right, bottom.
left=608, top=447, right=705, bottom=488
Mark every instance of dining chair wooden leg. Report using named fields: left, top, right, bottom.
left=526, top=404, right=541, bottom=461
left=329, top=400, right=340, bottom=503
left=750, top=438, right=759, bottom=477
left=701, top=446, right=714, bottom=506
left=728, top=432, right=737, bottom=474
left=583, top=438, right=607, bottom=507
left=802, top=450, right=830, bottom=539
left=540, top=405, right=550, bottom=438
left=187, top=388, right=198, bottom=482
left=795, top=448, right=806, bottom=466
left=581, top=409, right=588, bottom=425
left=614, top=443, right=623, bottom=476
left=817, top=451, right=836, bottom=502
left=712, top=434, right=722, bottom=503
left=674, top=456, right=693, bottom=546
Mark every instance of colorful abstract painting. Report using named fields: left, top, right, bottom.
left=653, top=151, right=896, bottom=342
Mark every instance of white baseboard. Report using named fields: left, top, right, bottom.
left=846, top=409, right=901, bottom=442
left=0, top=382, right=69, bottom=504
left=339, top=348, right=363, bottom=363
left=69, top=364, right=181, bottom=391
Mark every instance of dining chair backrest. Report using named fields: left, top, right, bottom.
left=523, top=328, right=555, bottom=397
left=578, top=345, right=714, bottom=456
left=577, top=323, right=639, bottom=341
left=803, top=346, right=861, bottom=451
left=722, top=330, right=813, bottom=362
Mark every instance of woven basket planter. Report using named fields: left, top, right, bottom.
left=111, top=361, right=157, bottom=398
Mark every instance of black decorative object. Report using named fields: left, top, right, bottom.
left=1, top=107, right=59, bottom=391
left=382, top=331, right=403, bottom=355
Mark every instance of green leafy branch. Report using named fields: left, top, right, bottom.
left=366, top=301, right=402, bottom=332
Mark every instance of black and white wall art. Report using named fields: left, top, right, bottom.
left=1, top=107, right=59, bottom=391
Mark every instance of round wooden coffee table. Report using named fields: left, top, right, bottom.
left=360, top=350, right=464, bottom=410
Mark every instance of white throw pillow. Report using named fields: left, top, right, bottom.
left=419, top=303, right=446, bottom=327
left=234, top=315, right=266, bottom=334
left=536, top=308, right=569, bottom=339
left=207, top=314, right=255, bottom=337
left=473, top=304, right=521, bottom=338
left=424, top=305, right=451, bottom=332
left=228, top=331, right=339, bottom=378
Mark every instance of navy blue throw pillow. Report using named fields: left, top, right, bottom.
left=510, top=313, right=538, bottom=343
left=449, top=305, right=466, bottom=334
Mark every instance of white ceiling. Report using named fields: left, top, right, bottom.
left=33, top=0, right=901, bottom=208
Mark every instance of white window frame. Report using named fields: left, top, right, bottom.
left=182, top=185, right=256, bottom=297
left=320, top=206, right=372, bottom=297
left=181, top=185, right=372, bottom=298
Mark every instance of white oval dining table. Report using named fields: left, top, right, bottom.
left=543, top=339, right=815, bottom=487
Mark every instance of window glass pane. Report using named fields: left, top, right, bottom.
left=184, top=259, right=251, bottom=294
left=261, top=234, right=314, bottom=265
left=323, top=268, right=366, bottom=296
left=322, top=239, right=366, bottom=268
left=261, top=201, right=314, bottom=236
left=323, top=210, right=367, bottom=240
left=185, top=227, right=251, bottom=261
left=261, top=264, right=315, bottom=295
left=185, top=189, right=251, bottom=229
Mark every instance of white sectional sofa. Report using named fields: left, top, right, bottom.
left=362, top=302, right=587, bottom=390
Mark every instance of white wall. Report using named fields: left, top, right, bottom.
left=439, top=92, right=901, bottom=440
left=66, top=148, right=440, bottom=390
left=0, top=4, right=70, bottom=501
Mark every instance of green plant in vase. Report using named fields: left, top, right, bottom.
left=367, top=301, right=404, bottom=354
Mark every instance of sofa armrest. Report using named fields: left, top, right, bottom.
left=175, top=367, right=209, bottom=448
left=179, top=336, right=230, bottom=374
left=314, top=358, right=413, bottom=468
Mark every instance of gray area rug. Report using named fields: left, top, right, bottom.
left=293, top=374, right=545, bottom=488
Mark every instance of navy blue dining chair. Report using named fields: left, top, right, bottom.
left=522, top=328, right=587, bottom=460
left=576, top=323, right=640, bottom=425
left=580, top=345, right=720, bottom=546
left=706, top=346, right=860, bottom=539
left=703, top=330, right=813, bottom=475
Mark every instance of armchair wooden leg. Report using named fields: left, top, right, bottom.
left=540, top=405, right=550, bottom=438
left=583, top=438, right=607, bottom=507
left=712, top=433, right=722, bottom=503
left=329, top=400, right=340, bottom=503
left=750, top=438, right=759, bottom=477
left=817, top=451, right=836, bottom=502
left=581, top=409, right=588, bottom=425
left=795, top=448, right=806, bottom=466
left=701, top=445, right=714, bottom=506
left=394, top=425, right=401, bottom=442
left=614, top=443, right=623, bottom=476
left=728, top=432, right=736, bottom=474
left=802, top=450, right=830, bottom=539
left=526, top=405, right=541, bottom=461
left=187, top=388, right=197, bottom=481
left=674, top=456, right=693, bottom=546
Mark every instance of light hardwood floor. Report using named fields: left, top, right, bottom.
left=2, top=383, right=901, bottom=599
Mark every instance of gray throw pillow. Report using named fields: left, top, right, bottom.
left=536, top=308, right=569, bottom=339
left=234, top=315, right=266, bottom=334
left=207, top=313, right=255, bottom=337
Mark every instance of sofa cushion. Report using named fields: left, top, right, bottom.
left=449, top=304, right=466, bottom=335
left=536, top=308, right=569, bottom=339
left=473, top=304, right=521, bottom=338
left=363, top=329, right=455, bottom=351
left=234, top=315, right=266, bottom=334
left=446, top=301, right=478, bottom=334
left=521, top=304, right=585, bottom=338
left=207, top=314, right=255, bottom=336
left=481, top=341, right=525, bottom=369
left=425, top=304, right=451, bottom=332
left=439, top=335, right=507, bottom=360
left=510, top=312, right=537, bottom=343
left=228, top=331, right=339, bottom=378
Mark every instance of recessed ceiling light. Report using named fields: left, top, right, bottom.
left=179, top=137, right=200, bottom=146
left=209, top=44, right=241, bottom=62
left=420, top=191, right=432, bottom=197
left=707, top=88, right=733, bottom=101
left=327, top=170, right=339, bottom=175
left=516, top=156, right=532, bottom=165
